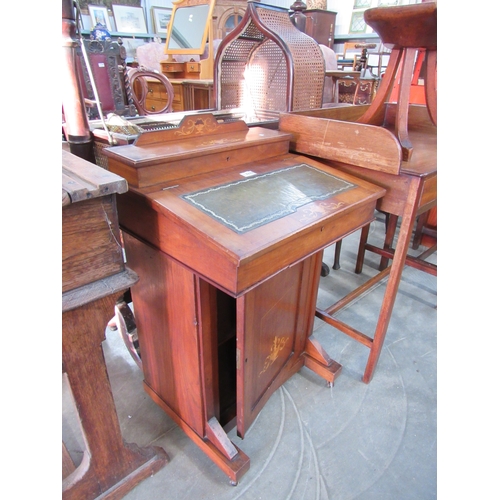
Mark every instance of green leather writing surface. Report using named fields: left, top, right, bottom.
left=182, top=163, right=355, bottom=233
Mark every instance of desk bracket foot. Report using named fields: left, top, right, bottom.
left=304, top=335, right=342, bottom=385
left=207, top=417, right=238, bottom=460
left=144, top=383, right=251, bottom=484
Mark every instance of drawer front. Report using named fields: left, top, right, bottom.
left=185, top=62, right=201, bottom=75
left=146, top=81, right=163, bottom=99
left=161, top=62, right=184, bottom=73
left=145, top=96, right=167, bottom=112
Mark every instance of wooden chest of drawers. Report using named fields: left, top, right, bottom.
left=142, top=78, right=173, bottom=114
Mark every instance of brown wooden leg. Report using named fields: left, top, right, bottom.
left=357, top=48, right=403, bottom=126
left=355, top=224, right=370, bottom=274
left=62, top=286, right=168, bottom=500
left=394, top=47, right=418, bottom=161
left=115, top=300, right=142, bottom=371
left=412, top=210, right=429, bottom=249
left=62, top=442, right=76, bottom=480
left=362, top=177, right=421, bottom=383
left=333, top=240, right=342, bottom=270
left=379, top=214, right=398, bottom=271
left=425, top=49, right=437, bottom=126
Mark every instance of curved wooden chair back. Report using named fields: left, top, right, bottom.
left=128, top=68, right=175, bottom=115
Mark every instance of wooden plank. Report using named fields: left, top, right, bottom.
left=107, top=134, right=290, bottom=188
left=279, top=113, right=402, bottom=175
left=288, top=104, right=370, bottom=122
left=62, top=196, right=125, bottom=293
left=62, top=149, right=128, bottom=203
left=133, top=112, right=249, bottom=146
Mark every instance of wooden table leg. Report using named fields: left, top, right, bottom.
left=362, top=176, right=421, bottom=383
left=62, top=285, right=168, bottom=500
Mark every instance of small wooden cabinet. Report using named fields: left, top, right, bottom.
left=303, top=9, right=337, bottom=48
left=160, top=60, right=202, bottom=79
left=138, top=78, right=173, bottom=114
left=134, top=77, right=213, bottom=114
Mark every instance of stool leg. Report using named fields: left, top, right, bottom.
left=355, top=224, right=370, bottom=274
left=380, top=214, right=398, bottom=271
left=333, top=240, right=342, bottom=270
left=363, top=177, right=421, bottom=383
left=412, top=210, right=429, bottom=249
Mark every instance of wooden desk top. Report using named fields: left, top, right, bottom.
left=105, top=114, right=385, bottom=295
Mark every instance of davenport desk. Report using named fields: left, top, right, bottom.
left=104, top=113, right=385, bottom=483
left=62, top=150, right=168, bottom=499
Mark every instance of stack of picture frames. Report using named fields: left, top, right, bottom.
left=81, top=1, right=171, bottom=35
left=85, top=1, right=148, bottom=34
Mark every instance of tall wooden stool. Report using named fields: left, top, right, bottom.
left=279, top=2, right=437, bottom=383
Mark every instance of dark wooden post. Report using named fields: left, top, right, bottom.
left=289, top=1, right=307, bottom=33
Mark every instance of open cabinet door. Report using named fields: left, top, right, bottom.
left=235, top=253, right=322, bottom=438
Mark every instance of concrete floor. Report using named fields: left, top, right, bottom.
left=62, top=214, right=437, bottom=499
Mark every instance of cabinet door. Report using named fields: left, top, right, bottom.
left=236, top=253, right=321, bottom=438
left=305, top=10, right=336, bottom=47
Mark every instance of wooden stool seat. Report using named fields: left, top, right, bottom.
left=357, top=2, right=437, bottom=161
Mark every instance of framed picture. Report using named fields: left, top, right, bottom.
left=152, top=7, right=172, bottom=35
left=88, top=5, right=112, bottom=31
left=112, top=5, right=147, bottom=34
